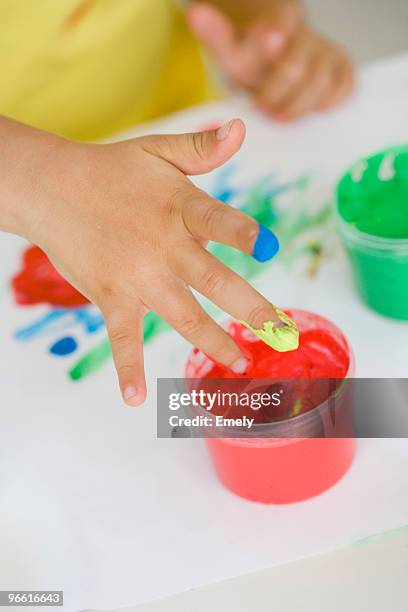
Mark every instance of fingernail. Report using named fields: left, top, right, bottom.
left=216, top=119, right=234, bottom=141
left=273, top=314, right=285, bottom=328
left=231, top=356, right=249, bottom=375
left=252, top=224, right=280, bottom=262
left=265, top=31, right=284, bottom=54
left=123, top=384, right=143, bottom=407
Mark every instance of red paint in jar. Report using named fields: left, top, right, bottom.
left=185, top=309, right=355, bottom=504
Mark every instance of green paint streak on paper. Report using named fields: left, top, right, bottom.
left=277, top=203, right=331, bottom=249
left=143, top=310, right=170, bottom=340
left=210, top=176, right=330, bottom=280
left=209, top=173, right=307, bottom=278
left=350, top=524, right=408, bottom=548
left=69, top=311, right=170, bottom=381
left=69, top=337, right=111, bottom=381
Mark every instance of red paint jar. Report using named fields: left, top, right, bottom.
left=185, top=309, right=356, bottom=504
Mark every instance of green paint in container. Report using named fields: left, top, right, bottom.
left=336, top=145, right=408, bottom=320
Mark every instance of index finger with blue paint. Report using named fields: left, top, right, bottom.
left=181, top=188, right=280, bottom=262
left=252, top=222, right=280, bottom=262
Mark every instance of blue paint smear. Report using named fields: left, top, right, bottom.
left=74, top=308, right=105, bottom=333
left=49, top=336, right=78, bottom=356
left=14, top=309, right=68, bottom=341
left=252, top=224, right=280, bottom=262
left=14, top=306, right=105, bottom=342
left=210, top=165, right=238, bottom=203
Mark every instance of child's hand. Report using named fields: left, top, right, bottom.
left=188, top=0, right=355, bottom=120
left=27, top=119, right=280, bottom=405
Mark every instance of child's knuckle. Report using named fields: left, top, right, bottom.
left=202, top=202, right=223, bottom=234
left=202, top=268, right=227, bottom=297
left=178, top=314, right=207, bottom=338
left=248, top=303, right=274, bottom=328
left=109, top=326, right=131, bottom=348
left=190, top=132, right=207, bottom=161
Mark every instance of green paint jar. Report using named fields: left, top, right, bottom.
left=336, top=145, right=408, bottom=320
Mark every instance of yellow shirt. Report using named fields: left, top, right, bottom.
left=0, top=0, right=216, bottom=140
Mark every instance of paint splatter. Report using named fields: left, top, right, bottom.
left=69, top=338, right=111, bottom=380
left=14, top=306, right=104, bottom=341
left=11, top=246, right=88, bottom=307
left=69, top=310, right=171, bottom=381
left=49, top=336, right=78, bottom=356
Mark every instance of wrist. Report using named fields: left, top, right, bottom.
left=0, top=117, right=73, bottom=242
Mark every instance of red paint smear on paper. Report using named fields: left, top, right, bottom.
left=11, top=246, right=89, bottom=308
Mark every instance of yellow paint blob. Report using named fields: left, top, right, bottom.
left=240, top=307, right=299, bottom=352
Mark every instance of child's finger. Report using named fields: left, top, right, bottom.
left=187, top=2, right=240, bottom=75
left=172, top=242, right=281, bottom=329
left=255, top=0, right=303, bottom=60
left=104, top=303, right=146, bottom=407
left=255, top=29, right=316, bottom=112
left=274, top=51, right=336, bottom=120
left=230, top=25, right=272, bottom=88
left=140, top=119, right=246, bottom=176
left=229, top=1, right=302, bottom=89
left=318, top=58, right=355, bottom=111
left=181, top=187, right=279, bottom=259
left=147, top=279, right=249, bottom=374
left=183, top=190, right=258, bottom=255
left=221, top=2, right=302, bottom=89
left=188, top=2, right=301, bottom=89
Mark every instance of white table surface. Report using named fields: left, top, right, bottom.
left=106, top=525, right=408, bottom=612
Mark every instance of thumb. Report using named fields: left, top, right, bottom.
left=187, top=2, right=238, bottom=71
left=141, top=118, right=246, bottom=176
left=187, top=2, right=267, bottom=86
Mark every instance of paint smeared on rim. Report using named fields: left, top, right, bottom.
left=240, top=307, right=299, bottom=352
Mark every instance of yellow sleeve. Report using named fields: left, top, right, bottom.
left=0, top=0, right=220, bottom=141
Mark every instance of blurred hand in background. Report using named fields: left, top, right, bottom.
left=187, top=0, right=355, bottom=121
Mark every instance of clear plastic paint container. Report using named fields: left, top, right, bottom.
left=185, top=310, right=356, bottom=504
left=336, top=145, right=408, bottom=320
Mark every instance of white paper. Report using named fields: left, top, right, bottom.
left=0, top=53, right=408, bottom=612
